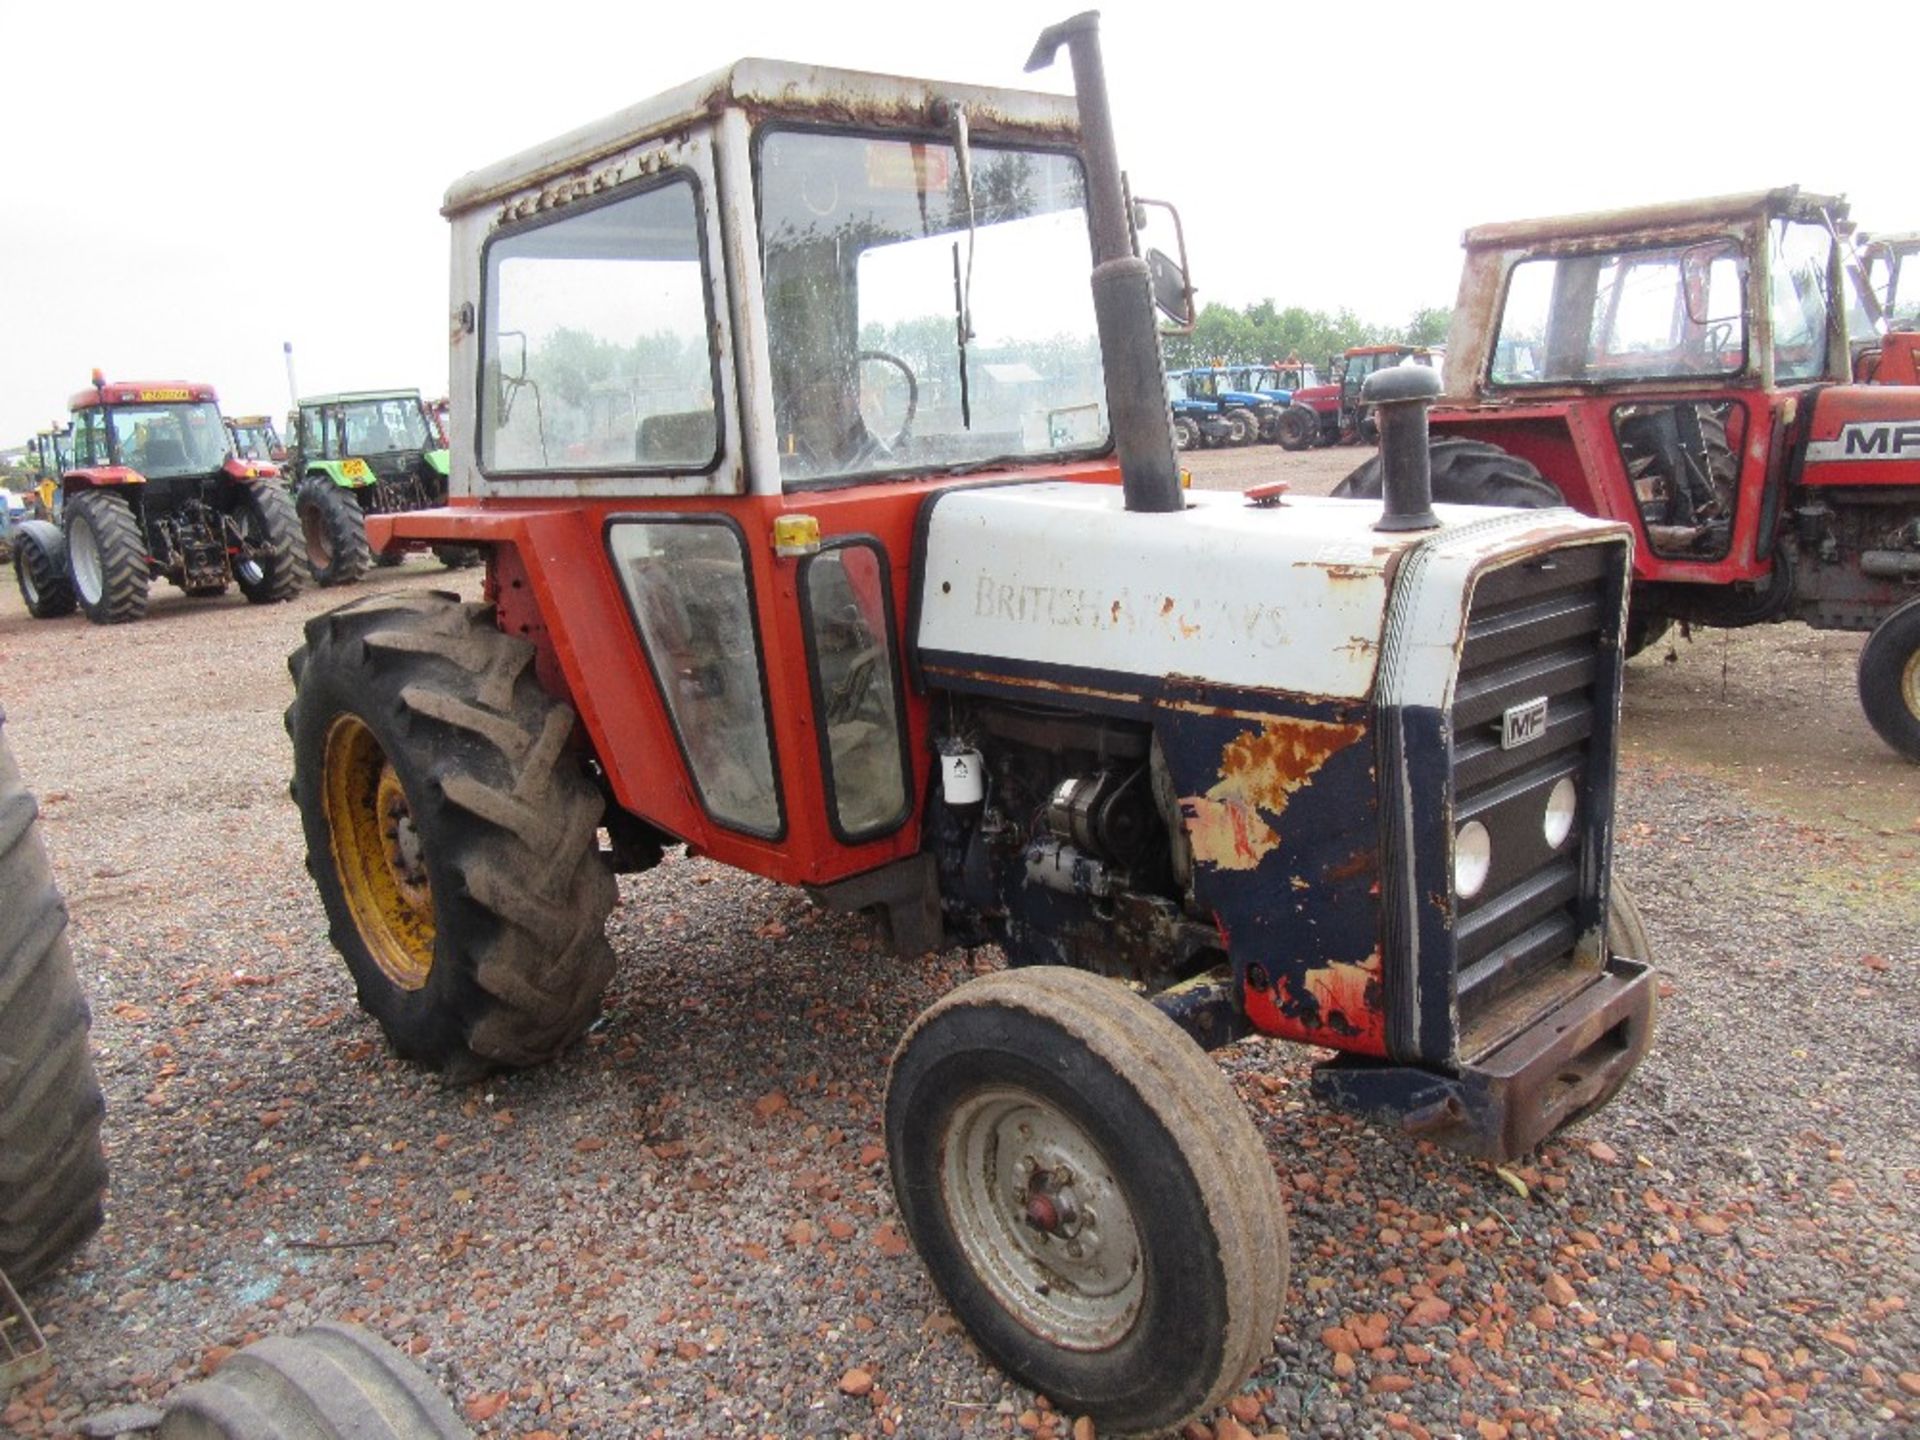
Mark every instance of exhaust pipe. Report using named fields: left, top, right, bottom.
left=1364, top=364, right=1443, bottom=532
left=1027, top=12, right=1183, bottom=515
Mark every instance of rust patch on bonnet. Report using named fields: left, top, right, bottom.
left=1183, top=716, right=1367, bottom=871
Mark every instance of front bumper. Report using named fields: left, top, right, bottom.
left=1309, top=957, right=1656, bottom=1163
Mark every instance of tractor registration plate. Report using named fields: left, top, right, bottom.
left=340, top=459, right=372, bottom=480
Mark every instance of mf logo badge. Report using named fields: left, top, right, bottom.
left=1501, top=697, right=1549, bottom=750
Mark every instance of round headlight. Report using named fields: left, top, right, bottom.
left=1454, top=819, right=1492, bottom=899
left=1543, top=777, right=1578, bottom=849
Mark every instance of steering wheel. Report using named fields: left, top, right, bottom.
left=1703, top=322, right=1735, bottom=367
left=855, top=349, right=918, bottom=456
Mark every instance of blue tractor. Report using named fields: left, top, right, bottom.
left=1165, top=370, right=1241, bottom=450
left=1166, top=367, right=1266, bottom=446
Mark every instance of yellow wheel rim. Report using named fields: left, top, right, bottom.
left=322, top=714, right=435, bottom=990
left=1903, top=647, right=1920, bottom=719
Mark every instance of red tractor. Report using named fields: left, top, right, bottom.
left=1854, top=229, right=1919, bottom=385
left=12, top=375, right=303, bottom=624
left=1276, top=343, right=1440, bottom=449
left=283, top=17, right=1655, bottom=1433
left=1339, top=187, right=1920, bottom=762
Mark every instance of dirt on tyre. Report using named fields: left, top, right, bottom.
left=886, top=966, right=1288, bottom=1437
left=11, top=522, right=76, bottom=620
left=1858, top=595, right=1920, bottom=762
left=1335, top=436, right=1566, bottom=509
left=157, top=1320, right=470, bottom=1439
left=0, top=711, right=108, bottom=1290
left=63, top=488, right=149, bottom=624
left=297, top=479, right=372, bottom=588
left=285, top=591, right=617, bottom=1072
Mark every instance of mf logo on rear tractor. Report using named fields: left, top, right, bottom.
left=1501, top=697, right=1549, bottom=750
left=1806, top=421, right=1920, bottom=462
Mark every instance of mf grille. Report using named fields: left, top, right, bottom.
left=1451, top=541, right=1623, bottom=1056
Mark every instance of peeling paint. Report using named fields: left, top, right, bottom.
left=1183, top=716, right=1367, bottom=871
left=1302, top=956, right=1382, bottom=1035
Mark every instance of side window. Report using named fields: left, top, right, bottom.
left=482, top=175, right=719, bottom=474
left=800, top=543, right=910, bottom=840
left=1770, top=220, right=1833, bottom=382
left=74, top=412, right=106, bottom=466
left=609, top=520, right=780, bottom=836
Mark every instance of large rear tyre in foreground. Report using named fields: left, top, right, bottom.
left=157, top=1321, right=470, bottom=1439
left=1858, top=596, right=1920, bottom=762
left=0, top=712, right=108, bottom=1289
left=234, top=483, right=304, bottom=605
left=64, top=489, right=149, bottom=625
left=11, top=522, right=76, bottom=620
left=1335, top=436, right=1566, bottom=509
left=285, top=592, right=617, bottom=1072
left=886, top=967, right=1288, bottom=1437
left=297, top=479, right=372, bottom=588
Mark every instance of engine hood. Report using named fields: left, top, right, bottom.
left=915, top=482, right=1623, bottom=709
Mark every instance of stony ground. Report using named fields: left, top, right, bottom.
left=1, top=450, right=1915, bottom=1439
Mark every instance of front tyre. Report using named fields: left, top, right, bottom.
left=1275, top=405, right=1316, bottom=451
left=12, top=522, right=76, bottom=619
left=886, top=967, right=1288, bottom=1437
left=233, top=483, right=304, bottom=604
left=296, top=479, right=372, bottom=587
left=432, top=545, right=483, bottom=571
left=285, top=592, right=617, bottom=1071
left=1858, top=595, right=1920, bottom=762
left=64, top=489, right=149, bottom=624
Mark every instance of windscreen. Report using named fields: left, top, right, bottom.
left=108, top=402, right=230, bottom=476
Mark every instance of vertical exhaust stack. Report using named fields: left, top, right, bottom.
left=1026, top=12, right=1183, bottom=515
left=1364, top=364, right=1443, bottom=532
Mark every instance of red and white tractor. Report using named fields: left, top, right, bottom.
left=283, top=16, right=1656, bottom=1432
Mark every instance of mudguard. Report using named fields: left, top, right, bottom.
left=306, top=458, right=380, bottom=489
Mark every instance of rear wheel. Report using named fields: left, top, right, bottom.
left=297, top=479, right=371, bottom=587
left=0, top=713, right=108, bottom=1289
left=285, top=592, right=617, bottom=1071
left=1334, top=436, right=1566, bottom=508
left=11, top=522, right=75, bottom=620
left=432, top=545, right=483, bottom=571
left=234, top=484, right=303, bottom=604
left=887, top=967, right=1288, bottom=1437
left=156, top=1321, right=468, bottom=1439
left=1858, top=596, right=1920, bottom=762
left=64, top=489, right=149, bottom=625
left=1275, top=405, right=1317, bottom=452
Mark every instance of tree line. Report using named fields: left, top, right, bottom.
left=1163, top=301, right=1452, bottom=370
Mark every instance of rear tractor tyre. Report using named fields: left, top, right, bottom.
left=234, top=483, right=304, bottom=604
left=1858, top=596, right=1920, bottom=763
left=1275, top=405, right=1316, bottom=451
left=886, top=966, right=1288, bottom=1437
left=1334, top=436, right=1565, bottom=509
left=432, top=545, right=483, bottom=571
left=156, top=1321, right=469, bottom=1439
left=0, top=712, right=108, bottom=1289
left=297, top=479, right=372, bottom=588
left=11, top=522, right=76, bottom=619
left=63, top=489, right=149, bottom=625
left=285, top=592, right=617, bottom=1072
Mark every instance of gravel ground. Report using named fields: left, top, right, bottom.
left=1, top=467, right=1916, bottom=1439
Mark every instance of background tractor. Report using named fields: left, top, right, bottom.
left=283, top=16, right=1655, bottom=1433
left=1338, top=187, right=1920, bottom=762
left=225, top=413, right=287, bottom=464
left=287, top=389, right=478, bottom=586
left=1854, top=229, right=1918, bottom=385
left=1277, top=343, right=1441, bottom=449
left=10, top=376, right=302, bottom=624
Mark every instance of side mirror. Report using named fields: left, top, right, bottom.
left=1132, top=196, right=1196, bottom=334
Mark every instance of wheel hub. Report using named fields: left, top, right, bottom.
left=321, top=714, right=435, bottom=990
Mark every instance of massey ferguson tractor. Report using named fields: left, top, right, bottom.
left=1338, top=187, right=1920, bottom=763
left=1854, top=229, right=1918, bottom=385
left=11, top=377, right=303, bottom=624
left=287, top=389, right=479, bottom=586
left=283, top=15, right=1656, bottom=1433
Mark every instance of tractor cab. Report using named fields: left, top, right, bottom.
left=225, top=414, right=286, bottom=464
left=1853, top=229, right=1919, bottom=385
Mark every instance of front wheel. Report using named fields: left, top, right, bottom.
left=432, top=544, right=483, bottom=571
left=64, top=489, right=149, bottom=624
left=1171, top=415, right=1198, bottom=452
left=297, top=478, right=372, bottom=587
left=1859, top=596, right=1920, bottom=762
left=886, top=967, right=1288, bottom=1437
left=1225, top=407, right=1260, bottom=447
left=12, top=522, right=76, bottom=619
left=233, top=483, right=304, bottom=604
left=285, top=593, right=617, bottom=1071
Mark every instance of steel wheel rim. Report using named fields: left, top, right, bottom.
left=321, top=714, right=435, bottom=990
left=19, top=558, right=39, bottom=604
left=235, top=502, right=267, bottom=584
left=940, top=1085, right=1143, bottom=1350
left=69, top=516, right=104, bottom=604
left=1903, top=647, right=1920, bottom=719
left=302, top=500, right=333, bottom=569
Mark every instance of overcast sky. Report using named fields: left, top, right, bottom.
left=4, top=0, right=1915, bottom=443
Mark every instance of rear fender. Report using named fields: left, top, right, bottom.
left=423, top=448, right=450, bottom=478
left=65, top=466, right=146, bottom=489
left=307, top=459, right=379, bottom=489
left=221, top=456, right=278, bottom=486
